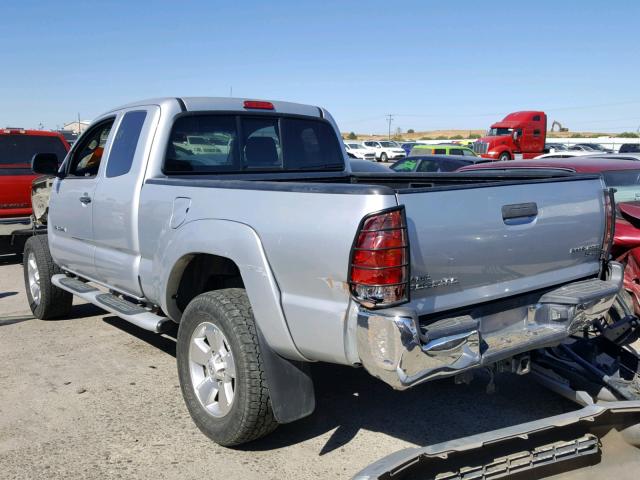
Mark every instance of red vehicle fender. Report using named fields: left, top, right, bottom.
left=616, top=247, right=640, bottom=315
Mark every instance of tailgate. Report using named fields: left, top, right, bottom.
left=399, top=177, right=606, bottom=314
left=0, top=165, right=36, bottom=218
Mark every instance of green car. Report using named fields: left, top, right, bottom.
left=410, top=144, right=477, bottom=157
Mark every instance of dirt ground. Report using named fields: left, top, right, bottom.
left=0, top=254, right=637, bottom=479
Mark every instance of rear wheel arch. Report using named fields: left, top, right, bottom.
left=167, top=253, right=245, bottom=320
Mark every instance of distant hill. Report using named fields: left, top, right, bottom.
left=342, top=129, right=620, bottom=141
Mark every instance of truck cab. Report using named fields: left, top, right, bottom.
left=473, top=111, right=547, bottom=161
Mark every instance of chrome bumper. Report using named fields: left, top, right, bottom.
left=356, top=262, right=624, bottom=390
left=0, top=216, right=32, bottom=236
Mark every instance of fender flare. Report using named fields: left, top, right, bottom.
left=157, top=218, right=308, bottom=362
left=156, top=219, right=316, bottom=422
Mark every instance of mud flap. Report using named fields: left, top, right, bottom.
left=256, top=327, right=315, bottom=424
left=353, top=402, right=640, bottom=480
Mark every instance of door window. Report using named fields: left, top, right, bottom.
left=68, top=120, right=115, bottom=177
left=449, top=148, right=464, bottom=155
left=433, top=148, right=446, bottom=155
left=106, top=111, right=147, bottom=178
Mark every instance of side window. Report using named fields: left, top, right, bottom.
left=106, top=111, right=147, bottom=178
left=241, top=118, right=282, bottom=169
left=433, top=148, right=446, bottom=155
left=417, top=160, right=439, bottom=172
left=165, top=115, right=237, bottom=173
left=533, top=115, right=541, bottom=121
left=68, top=119, right=115, bottom=177
left=391, top=159, right=416, bottom=172
left=462, top=149, right=475, bottom=156
left=449, top=148, right=464, bottom=155
left=533, top=129, right=541, bottom=137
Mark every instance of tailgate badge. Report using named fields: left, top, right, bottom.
left=569, top=244, right=599, bottom=256
left=411, top=274, right=459, bottom=291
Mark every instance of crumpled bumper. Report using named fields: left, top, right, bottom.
left=356, top=262, right=624, bottom=390
left=0, top=216, right=32, bottom=236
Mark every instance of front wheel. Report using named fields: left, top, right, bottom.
left=498, top=152, right=511, bottom=161
left=380, top=152, right=388, bottom=162
left=23, top=235, right=72, bottom=319
left=176, top=289, right=278, bottom=446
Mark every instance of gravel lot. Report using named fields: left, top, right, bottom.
left=0, top=253, right=636, bottom=479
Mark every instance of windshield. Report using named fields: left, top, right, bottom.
left=0, top=134, right=68, bottom=165
left=602, top=170, right=640, bottom=203
left=380, top=141, right=397, bottom=148
left=486, top=127, right=513, bottom=136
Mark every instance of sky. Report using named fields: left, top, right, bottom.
left=1, top=0, right=639, bottom=135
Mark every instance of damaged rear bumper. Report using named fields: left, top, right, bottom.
left=356, top=263, right=623, bottom=390
left=352, top=400, right=640, bottom=480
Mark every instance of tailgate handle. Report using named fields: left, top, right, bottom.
left=502, top=202, right=538, bottom=222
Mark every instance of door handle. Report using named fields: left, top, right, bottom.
left=502, top=202, right=537, bottom=223
left=79, top=195, right=92, bottom=204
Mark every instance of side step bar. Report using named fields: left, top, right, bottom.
left=353, top=401, right=640, bottom=480
left=52, top=274, right=172, bottom=333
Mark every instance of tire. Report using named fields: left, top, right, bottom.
left=23, top=235, right=72, bottom=319
left=177, top=289, right=278, bottom=446
left=380, top=152, right=388, bottom=162
left=498, top=152, right=511, bottom=161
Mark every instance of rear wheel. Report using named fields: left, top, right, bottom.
left=498, top=152, right=511, bottom=161
left=176, top=289, right=278, bottom=446
left=380, top=152, right=388, bottom=162
left=23, top=235, right=72, bottom=319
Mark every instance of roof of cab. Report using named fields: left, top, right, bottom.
left=109, top=97, right=323, bottom=118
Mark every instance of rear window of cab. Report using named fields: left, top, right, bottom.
left=163, top=114, right=344, bottom=174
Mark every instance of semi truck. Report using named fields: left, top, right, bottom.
left=473, top=111, right=547, bottom=161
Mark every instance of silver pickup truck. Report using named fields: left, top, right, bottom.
left=25, top=97, right=621, bottom=446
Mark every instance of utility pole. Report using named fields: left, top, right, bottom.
left=386, top=114, right=394, bottom=140
left=77, top=113, right=81, bottom=135
left=230, top=86, right=233, bottom=97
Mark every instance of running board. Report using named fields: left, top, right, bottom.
left=52, top=274, right=172, bottom=333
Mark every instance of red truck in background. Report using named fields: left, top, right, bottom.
left=473, top=111, right=547, bottom=161
left=0, top=128, right=69, bottom=252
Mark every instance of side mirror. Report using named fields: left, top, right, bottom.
left=31, top=153, right=61, bottom=177
left=512, top=131, right=520, bottom=141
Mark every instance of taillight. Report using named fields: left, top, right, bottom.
left=243, top=100, right=274, bottom=110
left=349, top=207, right=409, bottom=308
left=601, top=188, right=616, bottom=261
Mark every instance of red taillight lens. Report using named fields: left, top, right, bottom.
left=601, top=188, right=616, bottom=261
left=243, top=100, right=274, bottom=110
left=349, top=207, right=409, bottom=308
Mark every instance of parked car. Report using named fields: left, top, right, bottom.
left=545, top=143, right=568, bottom=152
left=344, top=142, right=376, bottom=161
left=400, top=142, right=419, bottom=155
left=0, top=128, right=69, bottom=252
left=534, top=150, right=600, bottom=159
left=410, top=143, right=477, bottom=157
left=361, top=140, right=406, bottom=162
left=390, top=154, right=485, bottom=172
left=619, top=143, right=640, bottom=153
left=25, top=97, right=621, bottom=448
left=571, top=143, right=614, bottom=153
left=459, top=156, right=640, bottom=316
